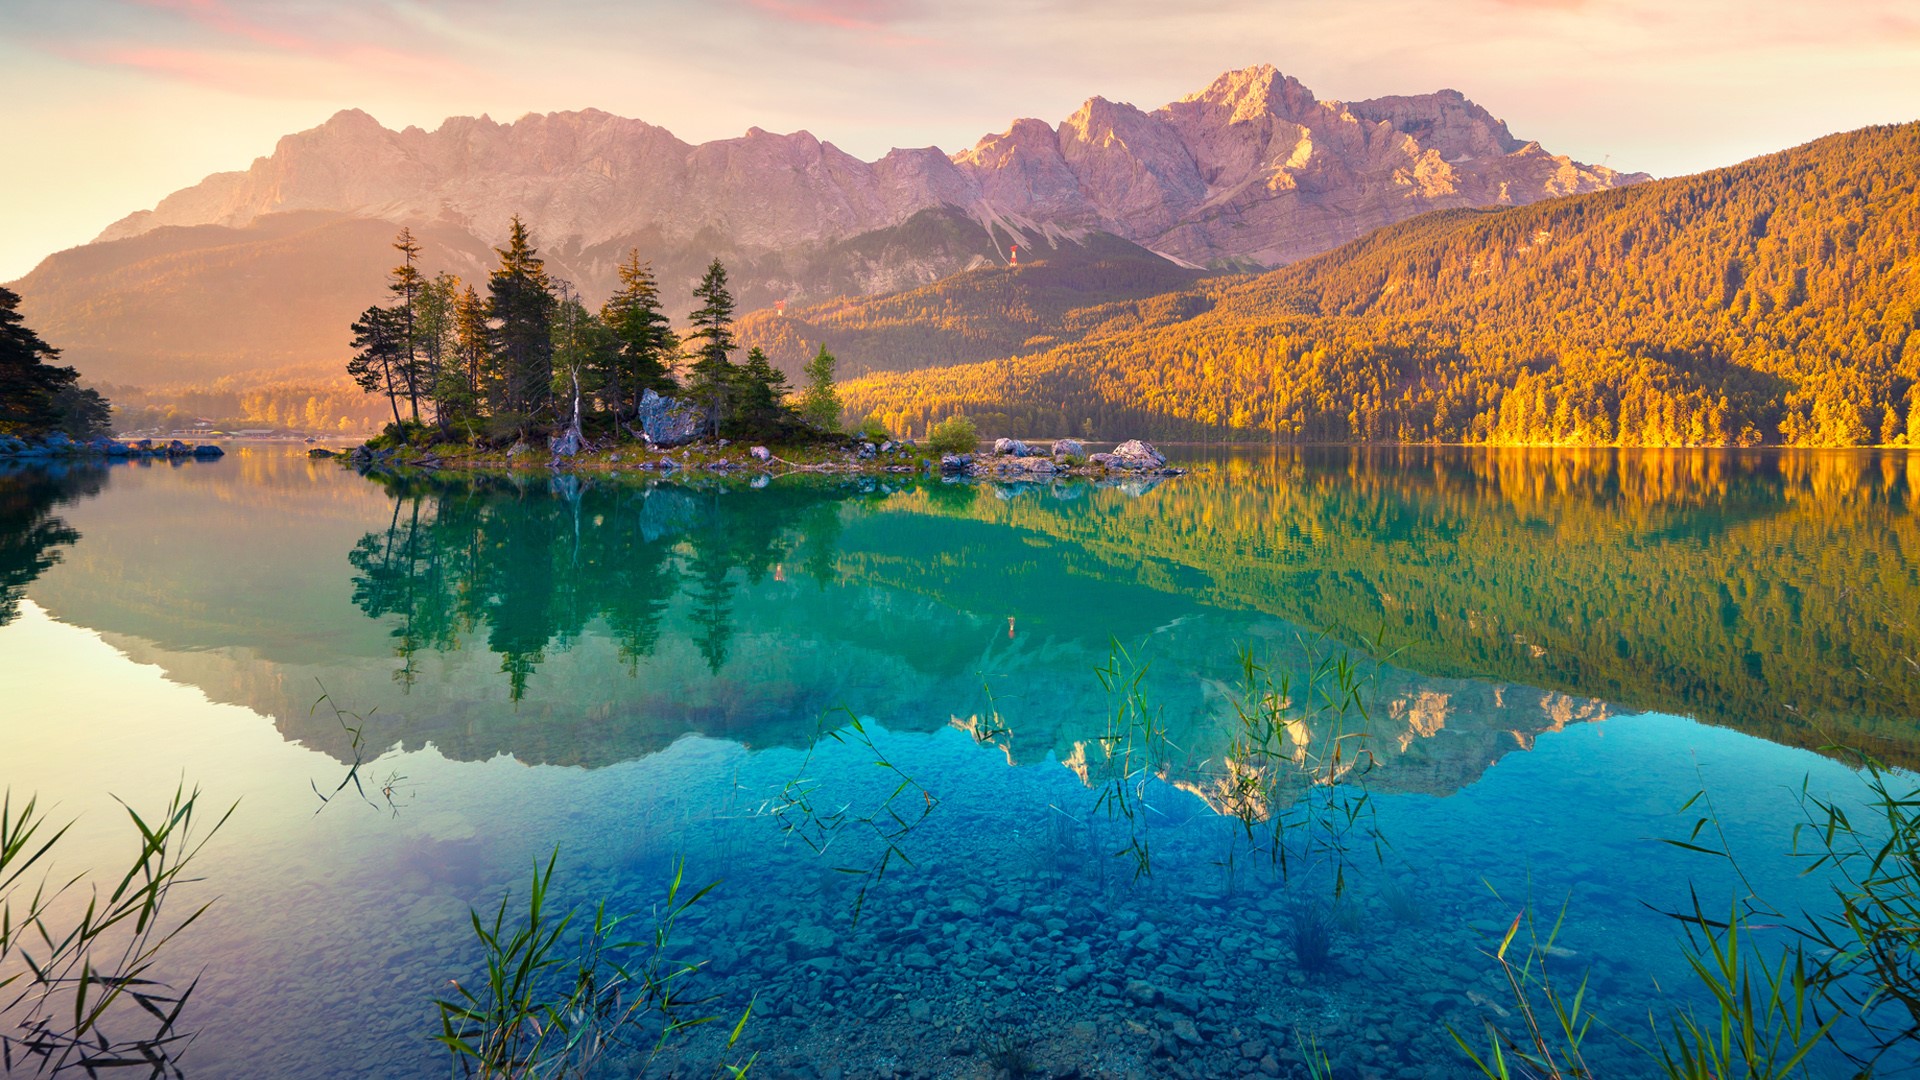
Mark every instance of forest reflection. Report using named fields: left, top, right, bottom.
left=0, top=463, right=108, bottom=626
left=336, top=449, right=1920, bottom=769
left=350, top=473, right=860, bottom=699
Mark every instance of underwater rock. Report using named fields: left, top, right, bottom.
left=787, top=924, right=836, bottom=961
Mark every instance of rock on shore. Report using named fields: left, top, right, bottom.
left=0, top=434, right=225, bottom=460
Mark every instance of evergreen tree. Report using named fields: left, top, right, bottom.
left=414, top=272, right=460, bottom=430
left=798, top=343, right=841, bottom=430
left=731, top=347, right=792, bottom=432
left=388, top=228, right=426, bottom=422
left=684, top=259, right=737, bottom=437
left=599, top=249, right=678, bottom=417
left=444, top=285, right=489, bottom=430
left=486, top=216, right=556, bottom=424
left=346, top=304, right=407, bottom=427
left=0, top=286, right=108, bottom=438
left=550, top=285, right=618, bottom=423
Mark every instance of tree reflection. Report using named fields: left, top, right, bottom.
left=348, top=474, right=871, bottom=699
left=0, top=463, right=108, bottom=627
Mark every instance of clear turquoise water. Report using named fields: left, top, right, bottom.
left=0, top=446, right=1914, bottom=1078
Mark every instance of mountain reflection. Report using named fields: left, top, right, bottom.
left=15, top=447, right=1919, bottom=794
left=0, top=463, right=109, bottom=626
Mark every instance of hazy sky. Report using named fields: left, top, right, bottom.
left=4, top=0, right=1917, bottom=280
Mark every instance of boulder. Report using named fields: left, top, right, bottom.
left=165, top=440, right=192, bottom=456
left=191, top=444, right=225, bottom=458
left=1107, top=439, right=1166, bottom=469
left=548, top=427, right=584, bottom=458
left=633, top=389, right=704, bottom=448
left=1051, top=438, right=1085, bottom=459
left=857, top=441, right=877, bottom=459
left=0, top=436, right=25, bottom=457
left=44, top=433, right=75, bottom=453
left=993, top=437, right=1032, bottom=457
left=940, top=452, right=973, bottom=473
left=506, top=441, right=534, bottom=458
left=308, top=447, right=336, bottom=459
left=750, top=445, right=771, bottom=462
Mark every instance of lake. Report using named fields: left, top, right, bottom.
left=1, top=445, right=1915, bottom=1079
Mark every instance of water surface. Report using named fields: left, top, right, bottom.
left=1, top=446, right=1914, bottom=1078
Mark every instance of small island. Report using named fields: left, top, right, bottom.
left=330, top=224, right=1185, bottom=482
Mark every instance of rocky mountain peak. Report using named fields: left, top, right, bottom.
left=67, top=64, right=1647, bottom=326
left=1176, top=64, right=1322, bottom=124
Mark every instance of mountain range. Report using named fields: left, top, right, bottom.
left=11, top=64, right=1642, bottom=388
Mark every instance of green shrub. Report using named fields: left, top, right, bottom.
left=925, top=415, right=978, bottom=454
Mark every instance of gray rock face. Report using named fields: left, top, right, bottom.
left=633, top=389, right=704, bottom=448
left=94, top=66, right=1642, bottom=276
left=1051, top=438, right=1085, bottom=459
left=993, top=437, right=1032, bottom=457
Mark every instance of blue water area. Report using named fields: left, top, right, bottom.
left=0, top=445, right=1914, bottom=1078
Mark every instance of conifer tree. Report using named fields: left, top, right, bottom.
left=414, top=271, right=460, bottom=429
left=732, top=347, right=791, bottom=431
left=486, top=216, right=556, bottom=424
left=437, top=285, right=489, bottom=433
left=685, top=258, right=737, bottom=437
left=0, top=285, right=108, bottom=438
left=346, top=304, right=407, bottom=427
left=798, top=343, right=841, bottom=430
left=550, top=285, right=618, bottom=421
left=388, top=228, right=426, bottom=422
left=600, top=249, right=679, bottom=418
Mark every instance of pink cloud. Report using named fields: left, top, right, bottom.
left=745, top=0, right=929, bottom=43
left=127, top=0, right=319, bottom=52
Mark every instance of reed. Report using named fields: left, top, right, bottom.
left=432, top=851, right=754, bottom=1079
left=0, top=782, right=232, bottom=1076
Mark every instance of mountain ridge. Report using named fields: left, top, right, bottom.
left=13, top=63, right=1645, bottom=394
left=94, top=64, right=1642, bottom=272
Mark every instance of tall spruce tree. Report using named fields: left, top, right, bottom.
left=599, top=249, right=678, bottom=418
left=388, top=228, right=426, bottom=422
left=486, top=216, right=556, bottom=425
left=684, top=258, right=738, bottom=437
left=798, top=343, right=841, bottom=430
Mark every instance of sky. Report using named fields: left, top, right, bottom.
left=3, top=0, right=1918, bottom=281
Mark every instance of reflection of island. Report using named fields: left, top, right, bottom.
left=350, top=473, right=854, bottom=697
left=20, top=448, right=1920, bottom=793
left=0, top=463, right=108, bottom=626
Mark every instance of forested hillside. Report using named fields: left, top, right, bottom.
left=737, top=231, right=1208, bottom=378
left=845, top=123, right=1920, bottom=446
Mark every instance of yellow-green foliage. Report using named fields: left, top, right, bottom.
left=847, top=124, right=1920, bottom=448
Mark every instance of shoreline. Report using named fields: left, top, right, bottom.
left=324, top=435, right=1191, bottom=482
